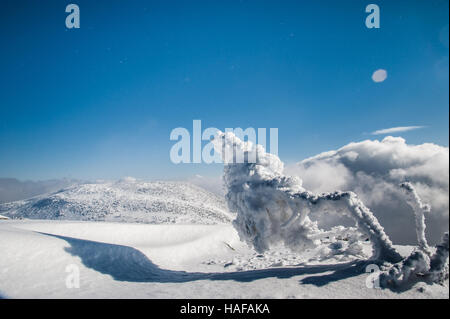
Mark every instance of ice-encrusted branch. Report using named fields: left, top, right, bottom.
left=379, top=231, right=449, bottom=287
left=379, top=183, right=449, bottom=287
left=212, top=131, right=402, bottom=263
left=300, top=190, right=402, bottom=263
left=429, top=232, right=449, bottom=283
left=400, top=182, right=431, bottom=253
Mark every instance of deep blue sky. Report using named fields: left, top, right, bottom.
left=0, top=0, right=448, bottom=180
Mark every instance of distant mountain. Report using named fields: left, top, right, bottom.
left=0, top=178, right=80, bottom=204
left=0, top=179, right=233, bottom=224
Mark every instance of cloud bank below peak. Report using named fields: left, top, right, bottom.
left=285, top=136, right=449, bottom=245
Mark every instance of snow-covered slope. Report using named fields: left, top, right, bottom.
left=0, top=220, right=447, bottom=298
left=0, top=179, right=233, bottom=224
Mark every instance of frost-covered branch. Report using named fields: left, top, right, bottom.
left=380, top=183, right=449, bottom=287
left=379, top=232, right=449, bottom=287
left=400, top=182, right=431, bottom=253
left=300, top=190, right=402, bottom=263
left=429, top=232, right=449, bottom=283
left=380, top=249, right=431, bottom=287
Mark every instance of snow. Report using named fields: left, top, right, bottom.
left=211, top=131, right=448, bottom=289
left=0, top=137, right=447, bottom=298
left=211, top=131, right=402, bottom=263
left=378, top=183, right=449, bottom=288
left=400, top=182, right=431, bottom=253
left=0, top=220, right=447, bottom=298
left=0, top=180, right=233, bottom=224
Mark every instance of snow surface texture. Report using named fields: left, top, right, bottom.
left=1, top=220, right=448, bottom=298
left=286, top=136, right=449, bottom=245
left=212, top=132, right=449, bottom=289
left=0, top=179, right=233, bottom=225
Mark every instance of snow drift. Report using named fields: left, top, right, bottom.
left=2, top=220, right=447, bottom=298
left=212, top=131, right=449, bottom=288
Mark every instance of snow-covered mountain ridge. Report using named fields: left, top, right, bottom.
left=0, top=179, right=233, bottom=224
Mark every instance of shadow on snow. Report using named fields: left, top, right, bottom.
left=38, top=232, right=368, bottom=286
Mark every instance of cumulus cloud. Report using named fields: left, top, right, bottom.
left=285, top=136, right=449, bottom=245
left=372, top=69, right=387, bottom=82
left=371, top=126, right=425, bottom=135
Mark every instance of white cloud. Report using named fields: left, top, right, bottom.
left=371, top=126, right=425, bottom=135
left=285, top=136, right=449, bottom=245
left=372, top=69, right=387, bottom=82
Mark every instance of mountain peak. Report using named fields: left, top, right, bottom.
left=0, top=180, right=233, bottom=225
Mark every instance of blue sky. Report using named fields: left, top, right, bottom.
left=0, top=0, right=448, bottom=180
